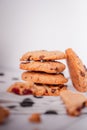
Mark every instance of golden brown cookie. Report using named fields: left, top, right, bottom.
left=20, top=61, right=66, bottom=73
left=66, top=48, right=87, bottom=92
left=29, top=113, right=41, bottom=123
left=60, top=89, right=87, bottom=116
left=7, top=82, right=33, bottom=95
left=0, top=106, right=9, bottom=124
left=20, top=50, right=66, bottom=61
left=32, top=84, right=67, bottom=96
left=22, top=72, right=68, bottom=85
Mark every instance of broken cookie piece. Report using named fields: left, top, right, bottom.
left=32, top=84, right=67, bottom=96
left=0, top=106, right=10, bottom=124
left=60, top=89, right=87, bottom=116
left=7, top=82, right=33, bottom=95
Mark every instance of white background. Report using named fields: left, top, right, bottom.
left=0, top=0, right=87, bottom=69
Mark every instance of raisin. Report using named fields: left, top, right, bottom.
left=7, top=105, right=16, bottom=109
left=20, top=98, right=34, bottom=107
left=44, top=110, right=58, bottom=115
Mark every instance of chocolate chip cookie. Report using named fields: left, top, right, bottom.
left=20, top=50, right=66, bottom=61
left=22, top=71, right=68, bottom=85
left=20, top=61, right=66, bottom=73
left=32, top=84, right=67, bottom=96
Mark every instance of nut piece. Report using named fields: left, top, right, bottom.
left=29, top=113, right=41, bottom=123
left=0, top=106, right=10, bottom=124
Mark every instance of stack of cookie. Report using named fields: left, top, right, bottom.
left=20, top=50, right=68, bottom=96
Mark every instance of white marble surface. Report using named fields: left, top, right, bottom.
left=0, top=68, right=87, bottom=130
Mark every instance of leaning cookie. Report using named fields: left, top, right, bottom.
left=22, top=71, right=68, bottom=85
left=60, top=89, right=87, bottom=116
left=20, top=61, right=66, bottom=73
left=20, top=50, right=66, bottom=61
left=66, top=48, right=87, bottom=92
left=32, top=84, right=67, bottom=96
left=7, top=82, right=33, bottom=95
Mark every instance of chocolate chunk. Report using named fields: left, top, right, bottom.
left=7, top=105, right=17, bottom=109
left=33, top=95, right=43, bottom=98
left=80, top=71, right=85, bottom=77
left=44, top=110, right=58, bottom=115
left=0, top=73, right=4, bottom=76
left=55, top=67, right=59, bottom=71
left=51, top=89, right=56, bottom=93
left=28, top=55, right=31, bottom=61
left=50, top=68, right=53, bottom=70
left=39, top=55, right=45, bottom=60
left=20, top=98, right=34, bottom=107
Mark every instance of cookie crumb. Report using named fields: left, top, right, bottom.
left=29, top=113, right=41, bottom=123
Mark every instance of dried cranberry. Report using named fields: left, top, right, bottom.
left=23, top=89, right=32, bottom=95
left=12, top=88, right=20, bottom=94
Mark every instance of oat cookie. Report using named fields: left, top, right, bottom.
left=20, top=50, right=66, bottom=61
left=66, top=48, right=87, bottom=92
left=31, top=84, right=67, bottom=96
left=22, top=72, right=68, bottom=85
left=20, top=61, right=66, bottom=73
left=0, top=106, right=9, bottom=124
left=60, top=89, right=87, bottom=116
left=7, top=82, right=33, bottom=95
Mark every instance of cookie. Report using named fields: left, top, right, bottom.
left=20, top=61, right=66, bottom=73
left=20, top=50, right=66, bottom=61
left=60, top=89, right=87, bottom=116
left=31, top=84, right=46, bottom=96
left=29, top=113, right=41, bottom=123
left=31, top=84, right=67, bottom=96
left=22, top=72, right=68, bottom=85
left=0, top=106, right=9, bottom=124
left=7, top=82, right=33, bottom=95
left=65, top=48, right=87, bottom=92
